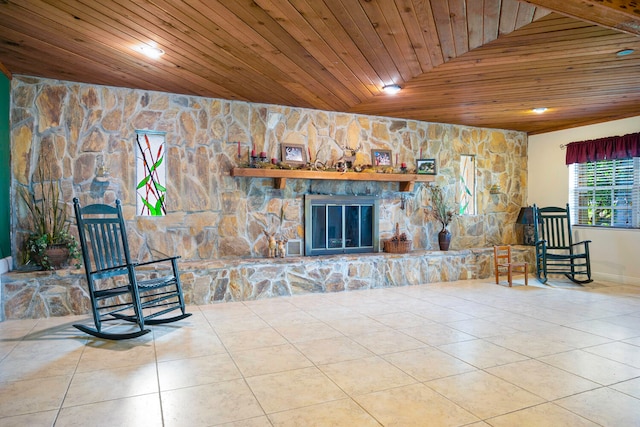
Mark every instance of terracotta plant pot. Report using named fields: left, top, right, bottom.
left=45, top=245, right=70, bottom=268
left=438, top=228, right=451, bottom=251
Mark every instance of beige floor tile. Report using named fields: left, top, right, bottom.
left=426, top=370, right=545, bottom=419
left=231, top=343, right=313, bottom=377
left=556, top=387, right=640, bottom=427
left=437, top=339, right=529, bottom=369
left=246, top=367, right=346, bottom=413
left=158, top=353, right=242, bottom=391
left=530, top=326, right=612, bottom=348
left=304, top=306, right=359, bottom=322
left=400, top=323, right=476, bottom=346
left=294, top=335, right=373, bottom=365
left=623, top=336, right=640, bottom=346
left=154, top=328, right=227, bottom=362
left=583, top=341, right=640, bottom=368
left=410, top=305, right=474, bottom=323
left=325, top=315, right=391, bottom=336
left=319, top=356, right=416, bottom=395
left=486, top=359, right=599, bottom=400
left=566, top=319, right=640, bottom=340
left=199, top=301, right=255, bottom=321
left=218, top=327, right=286, bottom=352
left=0, top=375, right=71, bottom=417
left=370, top=311, right=434, bottom=329
left=355, top=382, right=479, bottom=426
left=610, top=377, right=640, bottom=399
left=539, top=349, right=640, bottom=385
left=63, top=363, right=158, bottom=407
left=75, top=337, right=156, bottom=372
left=274, top=321, right=342, bottom=343
left=0, top=409, right=58, bottom=427
left=256, top=310, right=317, bottom=327
left=0, top=346, right=83, bottom=382
left=161, top=379, right=264, bottom=427
left=477, top=312, right=556, bottom=332
left=445, top=318, right=519, bottom=338
left=268, top=398, right=381, bottom=426
left=211, top=313, right=269, bottom=334
left=56, top=393, right=162, bottom=427
left=351, top=329, right=427, bottom=355
left=487, top=402, right=599, bottom=427
left=383, top=347, right=477, bottom=381
left=485, top=331, right=575, bottom=358
left=217, top=416, right=273, bottom=426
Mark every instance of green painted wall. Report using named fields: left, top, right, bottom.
left=0, top=73, right=9, bottom=259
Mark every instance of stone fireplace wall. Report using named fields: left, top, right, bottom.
left=10, top=76, right=527, bottom=265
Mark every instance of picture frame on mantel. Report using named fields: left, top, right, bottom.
left=280, top=144, right=307, bottom=166
left=371, top=149, right=392, bottom=166
left=281, top=144, right=307, bottom=166
left=416, top=158, right=437, bottom=175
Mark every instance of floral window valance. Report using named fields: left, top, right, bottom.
left=565, top=131, right=640, bottom=165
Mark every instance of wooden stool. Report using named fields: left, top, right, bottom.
left=494, top=245, right=528, bottom=287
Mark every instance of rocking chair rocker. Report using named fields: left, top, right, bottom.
left=73, top=198, right=191, bottom=340
left=533, top=204, right=592, bottom=285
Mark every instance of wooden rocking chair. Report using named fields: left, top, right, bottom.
left=73, top=198, right=191, bottom=340
left=533, top=204, right=592, bottom=284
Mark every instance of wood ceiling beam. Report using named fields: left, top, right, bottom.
left=521, top=0, right=640, bottom=35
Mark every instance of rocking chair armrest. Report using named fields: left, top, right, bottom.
left=135, top=255, right=181, bottom=268
left=535, top=239, right=547, bottom=248
left=90, top=263, right=131, bottom=276
left=570, top=240, right=592, bottom=248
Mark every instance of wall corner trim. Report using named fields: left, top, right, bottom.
left=0, top=62, right=12, bottom=80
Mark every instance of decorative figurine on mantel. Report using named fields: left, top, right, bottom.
left=276, top=237, right=288, bottom=258
left=264, top=230, right=277, bottom=258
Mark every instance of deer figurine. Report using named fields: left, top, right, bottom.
left=263, top=230, right=277, bottom=258
left=276, top=237, right=288, bottom=258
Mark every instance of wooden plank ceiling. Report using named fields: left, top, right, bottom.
left=0, top=0, right=639, bottom=134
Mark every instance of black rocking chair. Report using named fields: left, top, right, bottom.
left=73, top=198, right=191, bottom=340
left=533, top=204, right=592, bottom=284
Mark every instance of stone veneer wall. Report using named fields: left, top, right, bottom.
left=10, top=76, right=527, bottom=266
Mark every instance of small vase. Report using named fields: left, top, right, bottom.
left=438, top=228, right=451, bottom=251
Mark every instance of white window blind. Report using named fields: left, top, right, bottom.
left=569, top=157, right=639, bottom=228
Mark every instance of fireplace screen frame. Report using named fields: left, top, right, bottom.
left=304, top=195, right=379, bottom=256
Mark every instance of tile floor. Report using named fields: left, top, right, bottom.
left=1, top=278, right=639, bottom=426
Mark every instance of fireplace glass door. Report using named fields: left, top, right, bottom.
left=305, top=195, right=379, bottom=256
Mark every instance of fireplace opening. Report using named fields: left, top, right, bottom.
left=304, top=195, right=379, bottom=256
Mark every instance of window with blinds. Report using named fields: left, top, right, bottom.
left=569, top=157, right=640, bottom=228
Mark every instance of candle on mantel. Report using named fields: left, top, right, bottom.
left=237, top=141, right=241, bottom=157
left=260, top=151, right=267, bottom=158
left=308, top=147, right=312, bottom=162
left=271, top=158, right=278, bottom=165
left=401, top=162, right=407, bottom=168
left=251, top=143, right=256, bottom=157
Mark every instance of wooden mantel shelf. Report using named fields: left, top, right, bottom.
left=230, top=167, right=434, bottom=192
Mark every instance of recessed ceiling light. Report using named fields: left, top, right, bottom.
left=136, top=44, right=165, bottom=59
left=382, top=84, right=401, bottom=94
left=532, top=107, right=548, bottom=114
left=616, top=49, right=634, bottom=57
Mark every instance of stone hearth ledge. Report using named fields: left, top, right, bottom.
left=1, top=247, right=534, bottom=320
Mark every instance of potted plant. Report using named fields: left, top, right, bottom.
left=424, top=184, right=456, bottom=250
left=20, top=166, right=80, bottom=270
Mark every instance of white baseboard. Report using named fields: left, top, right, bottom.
left=0, top=256, right=11, bottom=275
left=593, top=271, right=640, bottom=286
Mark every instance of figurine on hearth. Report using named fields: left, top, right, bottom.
left=264, top=230, right=277, bottom=258
left=276, top=237, right=288, bottom=258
